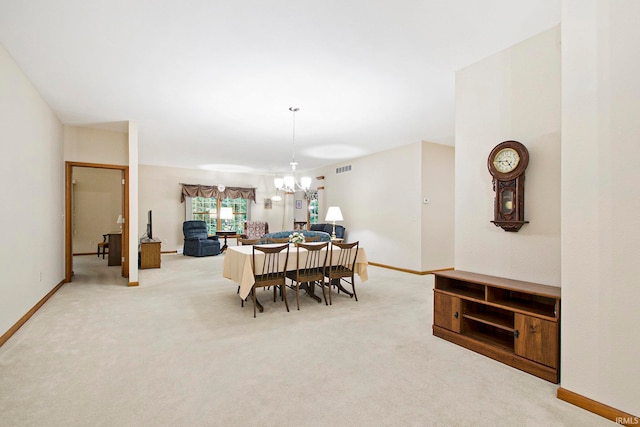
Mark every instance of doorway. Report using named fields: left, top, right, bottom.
left=65, top=161, right=129, bottom=283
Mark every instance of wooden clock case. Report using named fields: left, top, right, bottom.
left=487, top=140, right=529, bottom=232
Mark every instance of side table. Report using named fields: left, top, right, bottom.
left=216, top=231, right=240, bottom=252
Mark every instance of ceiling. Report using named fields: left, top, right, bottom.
left=0, top=0, right=559, bottom=175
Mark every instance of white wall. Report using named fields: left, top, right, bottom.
left=0, top=43, right=64, bottom=336
left=561, top=0, right=640, bottom=415
left=138, top=164, right=287, bottom=253
left=455, top=26, right=561, bottom=285
left=63, top=125, right=127, bottom=165
left=315, top=141, right=453, bottom=272
left=319, top=143, right=422, bottom=270
left=421, top=142, right=455, bottom=271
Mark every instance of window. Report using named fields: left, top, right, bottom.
left=309, top=198, right=319, bottom=225
left=190, top=197, right=217, bottom=235
left=221, top=198, right=248, bottom=233
left=188, top=197, right=249, bottom=235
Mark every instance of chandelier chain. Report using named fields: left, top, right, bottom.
left=289, top=107, right=299, bottom=169
left=273, top=106, right=311, bottom=197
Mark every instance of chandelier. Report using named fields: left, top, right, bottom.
left=274, top=107, right=312, bottom=194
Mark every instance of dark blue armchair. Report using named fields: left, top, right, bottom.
left=182, top=220, right=221, bottom=257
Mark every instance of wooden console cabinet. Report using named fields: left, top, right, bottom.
left=107, top=232, right=122, bottom=266
left=139, top=239, right=161, bottom=269
left=433, top=270, right=560, bottom=383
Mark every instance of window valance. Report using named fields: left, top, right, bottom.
left=180, top=184, right=256, bottom=203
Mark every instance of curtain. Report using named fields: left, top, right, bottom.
left=180, top=184, right=256, bottom=203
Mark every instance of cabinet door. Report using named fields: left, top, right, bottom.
left=514, top=314, right=558, bottom=368
left=140, top=242, right=161, bottom=269
left=434, top=292, right=461, bottom=333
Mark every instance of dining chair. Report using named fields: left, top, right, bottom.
left=238, top=238, right=261, bottom=245
left=324, top=241, right=360, bottom=304
left=266, top=237, right=290, bottom=244
left=244, top=244, right=290, bottom=317
left=286, top=242, right=329, bottom=310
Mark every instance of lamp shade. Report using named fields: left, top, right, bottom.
left=283, top=175, right=295, bottom=190
left=116, top=214, right=124, bottom=224
left=220, top=207, right=233, bottom=220
left=300, top=176, right=312, bottom=190
left=325, top=206, right=343, bottom=222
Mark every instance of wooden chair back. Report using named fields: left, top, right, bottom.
left=266, top=237, right=290, bottom=244
left=286, top=242, right=329, bottom=309
left=239, top=238, right=261, bottom=245
left=252, top=244, right=290, bottom=287
left=292, top=242, right=329, bottom=283
left=249, top=244, right=290, bottom=317
left=328, top=241, right=359, bottom=277
left=325, top=241, right=360, bottom=302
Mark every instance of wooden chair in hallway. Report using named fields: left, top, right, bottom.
left=97, top=234, right=108, bottom=259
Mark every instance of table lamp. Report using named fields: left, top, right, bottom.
left=116, top=214, right=124, bottom=232
left=220, top=207, right=233, bottom=231
left=325, top=206, right=343, bottom=240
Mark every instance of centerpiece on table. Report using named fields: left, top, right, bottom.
left=289, top=231, right=305, bottom=246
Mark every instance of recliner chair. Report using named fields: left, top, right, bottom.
left=182, top=220, right=221, bottom=257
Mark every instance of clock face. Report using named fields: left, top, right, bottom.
left=493, top=148, right=520, bottom=173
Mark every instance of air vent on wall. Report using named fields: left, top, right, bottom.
left=336, top=165, right=352, bottom=174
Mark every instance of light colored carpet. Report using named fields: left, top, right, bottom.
left=0, top=254, right=610, bottom=427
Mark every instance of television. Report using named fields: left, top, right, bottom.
left=146, top=210, right=153, bottom=240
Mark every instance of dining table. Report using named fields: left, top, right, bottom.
left=222, top=242, right=369, bottom=305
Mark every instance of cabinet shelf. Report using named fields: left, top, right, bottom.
left=463, top=300, right=514, bottom=331
left=462, top=313, right=514, bottom=332
left=487, top=287, right=557, bottom=318
left=463, top=328, right=514, bottom=353
left=435, top=277, right=485, bottom=300
left=433, top=270, right=561, bottom=383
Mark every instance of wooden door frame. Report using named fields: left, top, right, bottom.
left=64, top=161, right=130, bottom=282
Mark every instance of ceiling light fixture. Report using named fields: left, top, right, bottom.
left=274, top=107, right=312, bottom=194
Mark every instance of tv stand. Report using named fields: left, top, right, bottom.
left=139, top=238, right=161, bottom=269
left=433, top=270, right=561, bottom=383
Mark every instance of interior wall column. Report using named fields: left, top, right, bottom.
left=316, top=175, right=325, bottom=221
left=127, top=120, right=139, bottom=286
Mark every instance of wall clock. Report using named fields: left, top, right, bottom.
left=487, top=140, right=529, bottom=232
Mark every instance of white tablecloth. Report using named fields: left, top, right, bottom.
left=222, top=243, right=368, bottom=299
